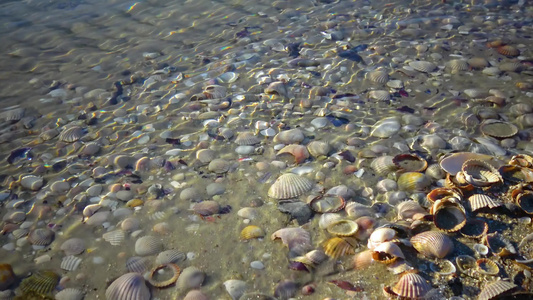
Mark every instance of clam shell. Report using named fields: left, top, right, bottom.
left=468, top=194, right=502, bottom=211
left=468, top=57, right=489, bottom=69
left=433, top=202, right=466, bottom=232
left=371, top=156, right=397, bottom=176
left=271, top=227, right=312, bottom=255
left=496, top=45, right=520, bottom=57
left=390, top=271, right=431, bottom=299
left=409, top=61, right=436, bottom=73
left=516, top=191, right=533, bottom=214
left=203, top=84, right=226, bottom=98
left=353, top=249, right=374, bottom=270
left=480, top=120, right=518, bottom=138
left=304, top=250, right=327, bottom=265
left=208, top=159, right=230, bottom=174
left=499, top=165, right=533, bottom=183
left=484, top=233, right=517, bottom=256
left=59, top=126, right=85, bottom=142
left=429, top=259, right=456, bottom=276
left=326, top=219, right=359, bottom=237
left=306, top=141, right=330, bottom=158
left=105, top=273, right=150, bottom=300
left=368, top=90, right=390, bottom=101
left=477, top=258, right=499, bottom=275
left=155, top=250, right=186, bottom=265
left=240, top=225, right=265, bottom=240
left=461, top=159, right=502, bottom=187
left=367, top=227, right=396, bottom=250
left=309, top=195, right=345, bottom=213
left=196, top=149, right=215, bottom=164
left=499, top=61, right=523, bottom=72
left=19, top=270, right=59, bottom=295
left=393, top=154, right=428, bottom=173
left=397, top=172, right=432, bottom=191
left=55, top=288, right=84, bottom=300
left=318, top=213, right=343, bottom=229
left=60, top=255, right=82, bottom=271
left=184, top=290, right=209, bottom=300
left=126, top=256, right=151, bottom=273
left=20, top=175, right=44, bottom=191
left=386, top=79, right=404, bottom=89
left=478, top=280, right=517, bottom=300
left=192, top=201, right=220, bottom=216
left=397, top=201, right=427, bottom=220
left=440, top=152, right=501, bottom=176
left=366, top=70, right=389, bottom=83
left=176, top=266, right=205, bottom=291
left=273, top=128, right=305, bottom=144
left=234, top=132, right=261, bottom=146
left=446, top=59, right=469, bottom=72
left=147, top=263, right=180, bottom=288
left=426, top=187, right=462, bottom=203
left=267, top=173, right=313, bottom=200
left=28, top=228, right=55, bottom=246
left=322, top=237, right=357, bottom=258
left=0, top=264, right=15, bottom=290
left=371, top=241, right=404, bottom=264
left=135, top=236, right=163, bottom=256
left=411, top=231, right=454, bottom=259
left=460, top=219, right=489, bottom=239
left=103, top=230, right=125, bottom=246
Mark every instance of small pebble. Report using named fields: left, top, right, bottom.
left=250, top=261, right=264, bottom=269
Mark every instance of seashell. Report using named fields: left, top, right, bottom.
left=309, top=195, right=346, bottom=213
left=480, top=120, right=518, bottom=138
left=353, top=249, right=374, bottom=270
left=304, top=250, right=328, bottom=266
left=500, top=165, right=533, bottom=183
left=223, top=279, right=247, bottom=300
left=368, top=90, right=390, bottom=101
left=397, top=201, right=428, bottom=220
left=55, top=288, right=84, bottom=300
left=366, top=70, right=389, bottom=83
left=385, top=271, right=432, bottom=299
left=196, top=149, right=215, bottom=164
left=268, top=173, right=313, bottom=200
left=367, top=227, right=396, bottom=250
left=19, top=270, right=59, bottom=296
left=371, top=241, right=404, bottom=264
left=207, top=159, right=230, bottom=174
left=20, top=175, right=44, bottom=191
left=271, top=227, right=312, bottom=255
left=440, top=152, right=501, bottom=176
left=484, top=233, right=516, bottom=257
left=306, top=141, right=330, bottom=158
left=516, top=191, right=533, bottom=214
left=273, top=128, right=305, bottom=144
left=473, top=243, right=489, bottom=256
left=386, top=79, right=404, bottom=89
left=265, top=81, right=289, bottom=98
left=326, top=219, right=359, bottom=237
left=59, top=126, right=85, bottom=142
left=426, top=187, right=462, bottom=203
left=318, top=213, right=343, bottom=229
left=397, top=172, right=432, bottom=191
left=499, top=62, right=522, bottom=72
left=429, top=259, right=456, bottom=276
left=3, top=210, right=26, bottom=223
left=477, top=258, right=499, bottom=275
left=121, top=217, right=140, bottom=232
left=103, top=230, right=125, bottom=246
left=176, top=266, right=205, bottom=291
left=240, top=225, right=265, bottom=240
left=0, top=264, right=15, bottom=290
left=393, top=154, right=428, bottom=173
left=237, top=207, right=259, bottom=220
left=411, top=231, right=454, bottom=259
left=371, top=117, right=401, bottom=138
left=126, top=256, right=151, bottom=273
left=156, top=250, right=186, bottom=265
left=371, top=156, right=397, bottom=176
left=322, top=237, right=357, bottom=258
left=0, top=107, right=24, bottom=122
left=478, top=280, right=517, bottom=300
left=274, top=280, right=298, bottom=299
left=497, top=45, right=520, bottom=57
left=461, top=159, right=503, bottom=187
left=40, top=128, right=59, bottom=141
left=446, top=59, right=469, bottom=72
left=192, top=201, right=220, bottom=216
left=468, top=57, right=489, bottom=69
left=468, top=194, right=502, bottom=212
left=184, top=290, right=209, bottom=300
left=234, top=132, right=261, bottom=146
left=460, top=219, right=489, bottom=239
left=28, top=228, right=55, bottom=246
left=147, top=263, right=180, bottom=288
left=12, top=228, right=28, bottom=239
left=105, top=272, right=150, bottom=300
left=135, top=236, right=163, bottom=256
left=456, top=255, right=477, bottom=276
left=60, top=255, right=82, bottom=271
left=203, top=84, right=226, bottom=98
left=409, top=61, right=436, bottom=73
left=276, top=144, right=309, bottom=164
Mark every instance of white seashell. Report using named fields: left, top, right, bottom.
left=105, top=273, right=150, bottom=300
left=409, top=61, right=436, bottom=73
left=371, top=117, right=401, bottom=138
left=103, top=230, right=125, bottom=246
left=366, top=70, right=389, bottom=83
left=273, top=128, right=305, bottom=144
left=55, top=288, right=84, bottom=300
left=468, top=194, right=502, bottom=211
left=0, top=107, right=25, bottom=122
left=135, top=236, right=163, bottom=256
left=59, top=126, right=85, bottom=142
left=368, top=90, right=391, bottom=101
left=61, top=255, right=82, bottom=271
left=177, top=266, right=206, bottom=291
left=318, top=213, right=343, bottom=229
left=446, top=59, right=469, bottom=72
left=234, top=131, right=261, bottom=145
left=217, top=72, right=238, bottom=83
left=155, top=250, right=186, bottom=265
left=148, top=211, right=167, bottom=221
left=224, top=279, right=247, bottom=300
left=386, top=80, right=404, bottom=89
left=464, top=88, right=488, bottom=98
left=28, top=228, right=54, bottom=246
left=267, top=173, right=313, bottom=200
left=126, top=256, right=151, bottom=273
left=237, top=207, right=259, bottom=220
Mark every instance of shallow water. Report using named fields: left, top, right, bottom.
left=1, top=0, right=533, bottom=299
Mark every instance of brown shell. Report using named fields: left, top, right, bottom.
left=390, top=271, right=432, bottom=299
left=147, top=263, right=181, bottom=288
left=28, top=228, right=55, bottom=246
left=433, top=202, right=466, bottom=233
left=371, top=242, right=405, bottom=264
left=426, top=187, right=462, bottom=203
left=411, top=231, right=454, bottom=259
left=326, top=219, right=359, bottom=237
left=192, top=201, right=220, bottom=216
left=468, top=194, right=502, bottom=212
left=480, top=120, right=518, bottom=138
left=309, top=195, right=346, bottom=213
left=484, top=233, right=517, bottom=257
left=499, top=165, right=533, bottom=184
left=478, top=280, right=517, bottom=300
left=322, top=237, right=357, bottom=258
left=509, top=154, right=533, bottom=168
left=276, top=144, right=310, bottom=164
left=393, top=154, right=428, bottom=173
left=456, top=255, right=477, bottom=276
left=397, top=201, right=428, bottom=220
left=516, top=191, right=533, bottom=214
left=460, top=219, right=488, bottom=239
left=496, top=45, right=520, bottom=57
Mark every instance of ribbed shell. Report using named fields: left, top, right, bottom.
left=55, top=288, right=85, bottom=300
left=59, top=126, right=85, bottom=142
left=371, top=156, right=397, bottom=176
left=411, top=231, right=454, bottom=258
left=480, top=120, right=518, bottom=138
left=0, top=108, right=25, bottom=122
left=61, top=255, right=82, bottom=271
left=433, top=203, right=466, bottom=232
left=478, top=280, right=517, bottom=300
left=366, top=70, right=389, bottom=83
left=446, top=59, right=469, bottom=72
left=28, top=228, right=55, bottom=246
left=234, top=131, right=260, bottom=145
left=183, top=290, right=209, bottom=300
left=496, top=45, right=520, bottom=57
left=397, top=172, right=432, bottom=191
left=19, top=270, right=59, bottom=295
left=397, top=201, right=427, bottom=220
left=409, top=61, right=436, bottom=73
left=322, top=237, right=357, bottom=258
left=499, top=62, right=522, bottom=72
left=240, top=225, right=265, bottom=240
left=326, top=219, right=359, bottom=237
left=468, top=194, right=502, bottom=211
left=155, top=250, right=186, bottom=265
left=462, top=159, right=502, bottom=187
left=309, top=195, right=345, bottom=213
left=126, top=256, right=151, bottom=273
left=306, top=141, right=330, bottom=157
left=135, top=236, right=163, bottom=256
left=203, top=84, right=226, bottom=98
left=268, top=173, right=313, bottom=200
left=40, top=128, right=59, bottom=141
left=477, top=258, right=499, bottom=275
left=176, top=266, right=205, bottom=291
left=103, top=230, right=125, bottom=246
left=391, top=272, right=432, bottom=299
left=105, top=273, right=150, bottom=300
left=386, top=79, right=404, bottom=89
left=468, top=57, right=489, bottom=69
left=368, top=90, right=391, bottom=101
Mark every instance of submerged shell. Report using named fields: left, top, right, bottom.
left=371, top=156, right=397, bottom=176
left=135, top=236, right=163, bottom=256
left=176, top=266, right=205, bottom=291
left=439, top=152, right=499, bottom=176
left=105, top=273, right=150, bottom=300
left=19, top=270, right=59, bottom=295
left=326, top=219, right=359, bottom=237
left=446, top=59, right=469, bottom=72
left=306, top=141, right=331, bottom=157
left=393, top=154, right=428, bottom=173
left=20, top=175, right=44, bottom=191
left=55, top=288, right=85, bottom=300
left=478, top=280, right=517, bottom=300
left=368, top=90, right=390, bottom=101
left=411, top=231, right=454, bottom=259
left=126, top=256, right=151, bottom=273
left=0, top=108, right=25, bottom=122
left=409, top=61, right=436, bottom=73
left=59, top=126, right=85, bottom=142
left=184, top=290, right=209, bottom=300
left=60, top=255, right=82, bottom=271
left=480, top=120, right=518, bottom=138
left=240, top=225, right=265, bottom=240
left=366, top=70, right=389, bottom=83
left=0, top=264, right=15, bottom=290
left=192, top=201, right=220, bottom=216
left=397, top=172, right=432, bottom=191
left=271, top=227, right=312, bottom=255
left=389, top=272, right=431, bottom=299
left=147, top=263, right=181, bottom=288
left=268, top=173, right=313, bottom=200
left=156, top=250, right=186, bottom=265
left=277, top=144, right=309, bottom=164
left=322, top=237, right=357, bottom=258
left=372, top=242, right=405, bottom=264
left=28, top=228, right=55, bottom=246
left=60, top=238, right=86, bottom=256
left=309, top=195, right=346, bottom=213
left=234, top=132, right=261, bottom=146
left=103, top=230, right=125, bottom=246
left=208, top=159, right=230, bottom=174
left=497, top=45, right=520, bottom=57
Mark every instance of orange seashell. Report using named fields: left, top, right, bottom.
left=426, top=187, right=462, bottom=203
left=497, top=45, right=520, bottom=57
left=432, top=200, right=466, bottom=233
left=0, top=264, right=15, bottom=290
left=276, top=144, right=310, bottom=164
left=353, top=250, right=374, bottom=270
left=486, top=40, right=505, bottom=48
left=460, top=219, right=488, bottom=239
left=371, top=242, right=404, bottom=264
left=322, top=237, right=357, bottom=258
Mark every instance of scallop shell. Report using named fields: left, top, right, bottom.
left=322, top=237, right=357, bottom=258
left=135, top=236, right=163, bottom=256
left=499, top=62, right=523, bottom=72
left=480, top=120, right=518, bottom=138
left=477, top=258, right=499, bottom=275
left=147, top=263, right=181, bottom=288
left=156, top=250, right=186, bottom=265
left=19, top=270, right=59, bottom=295
left=176, top=266, right=205, bottom=291
left=456, top=255, right=477, bottom=275
left=393, top=154, right=428, bottom=173
left=478, top=280, right=517, bottom=300
left=366, top=70, right=389, bottom=83
left=0, top=264, right=15, bottom=290
left=368, top=90, right=390, bottom=101
left=55, top=288, right=85, bottom=300
left=240, top=225, right=265, bottom=240
left=497, top=45, right=520, bottom=57
left=429, top=259, right=456, bottom=276
left=192, top=201, right=220, bottom=216
left=234, top=132, right=261, bottom=146
left=125, top=256, right=150, bottom=273
left=446, top=59, right=469, bottom=72
left=273, top=128, right=305, bottom=144
left=371, top=241, right=405, bottom=264
left=397, top=172, right=432, bottom=191
left=388, top=271, right=431, bottom=299
left=60, top=255, right=82, bottom=271
left=306, top=141, right=330, bottom=158
left=411, top=231, right=454, bottom=259
left=20, top=175, right=44, bottom=191
left=326, top=219, right=359, bottom=237
left=268, top=173, right=313, bottom=200
left=468, top=194, right=502, bottom=212
left=184, top=290, right=209, bottom=300
left=461, top=159, right=503, bottom=187
left=460, top=219, right=489, bottom=239
left=371, top=156, right=397, bottom=176
left=105, top=273, right=150, bottom=300
left=28, top=228, right=55, bottom=246
left=208, top=159, right=230, bottom=174
left=439, top=152, right=500, bottom=176
left=103, top=230, right=125, bottom=246
left=408, top=61, right=436, bottom=73
left=484, top=233, right=517, bottom=256
left=367, top=227, right=397, bottom=250
left=59, top=126, right=85, bottom=142
left=309, top=195, right=345, bottom=213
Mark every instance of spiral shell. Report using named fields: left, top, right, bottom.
left=478, top=280, right=517, bottom=300
left=240, top=225, right=265, bottom=240
left=59, top=126, right=85, bottom=142
left=322, top=237, right=357, bottom=258
left=135, top=236, right=163, bottom=256
left=268, top=173, right=313, bottom=200
left=105, top=273, right=151, bottom=300
left=409, top=61, right=436, bottom=73
left=411, top=231, right=454, bottom=259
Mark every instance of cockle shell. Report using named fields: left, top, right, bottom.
left=276, top=144, right=309, bottom=164
left=411, top=231, right=454, bottom=258
left=468, top=57, right=489, bottom=69
left=203, top=84, right=226, bottom=98
left=371, top=156, right=397, bottom=176
left=477, top=258, right=499, bottom=275
left=61, top=255, right=82, bottom=271
left=135, top=236, right=163, bottom=256
left=103, top=230, right=125, bottom=246
left=0, top=107, right=24, bottom=122
left=271, top=227, right=312, bottom=255
left=184, top=290, right=209, bottom=300
left=322, top=237, right=357, bottom=258
left=306, top=141, right=330, bottom=157
left=432, top=201, right=466, bottom=232
left=446, top=59, right=469, bottom=72
left=192, top=201, right=220, bottom=216
left=105, top=273, right=150, bottom=300
left=496, top=45, right=520, bottom=57
left=156, top=250, right=186, bottom=265
left=176, top=266, right=205, bottom=291
left=461, top=159, right=502, bottom=187
left=393, top=154, right=428, bottom=173
left=234, top=132, right=261, bottom=146
left=273, top=128, right=305, bottom=144
left=371, top=241, right=405, bottom=264
left=268, top=173, right=313, bottom=200
left=367, top=227, right=396, bottom=250
left=19, top=270, right=59, bottom=295
left=208, top=159, right=230, bottom=174
left=397, top=201, right=428, bottom=220
left=366, top=70, right=389, bottom=83
left=59, top=126, right=85, bottom=142
left=368, top=90, right=391, bottom=101
left=478, top=280, right=517, bottom=300
left=460, top=219, right=489, bottom=238
left=385, top=271, right=431, bottom=299
left=309, top=195, right=345, bottom=213
left=28, top=228, right=55, bottom=246
left=55, top=288, right=85, bottom=300
left=397, top=172, right=432, bottom=191
left=439, top=152, right=500, bottom=176
left=126, top=256, right=151, bottom=273
left=408, top=61, right=436, bottom=73
left=468, top=194, right=502, bottom=211
left=240, top=225, right=265, bottom=240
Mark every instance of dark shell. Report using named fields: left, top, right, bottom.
left=105, top=272, right=150, bottom=300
